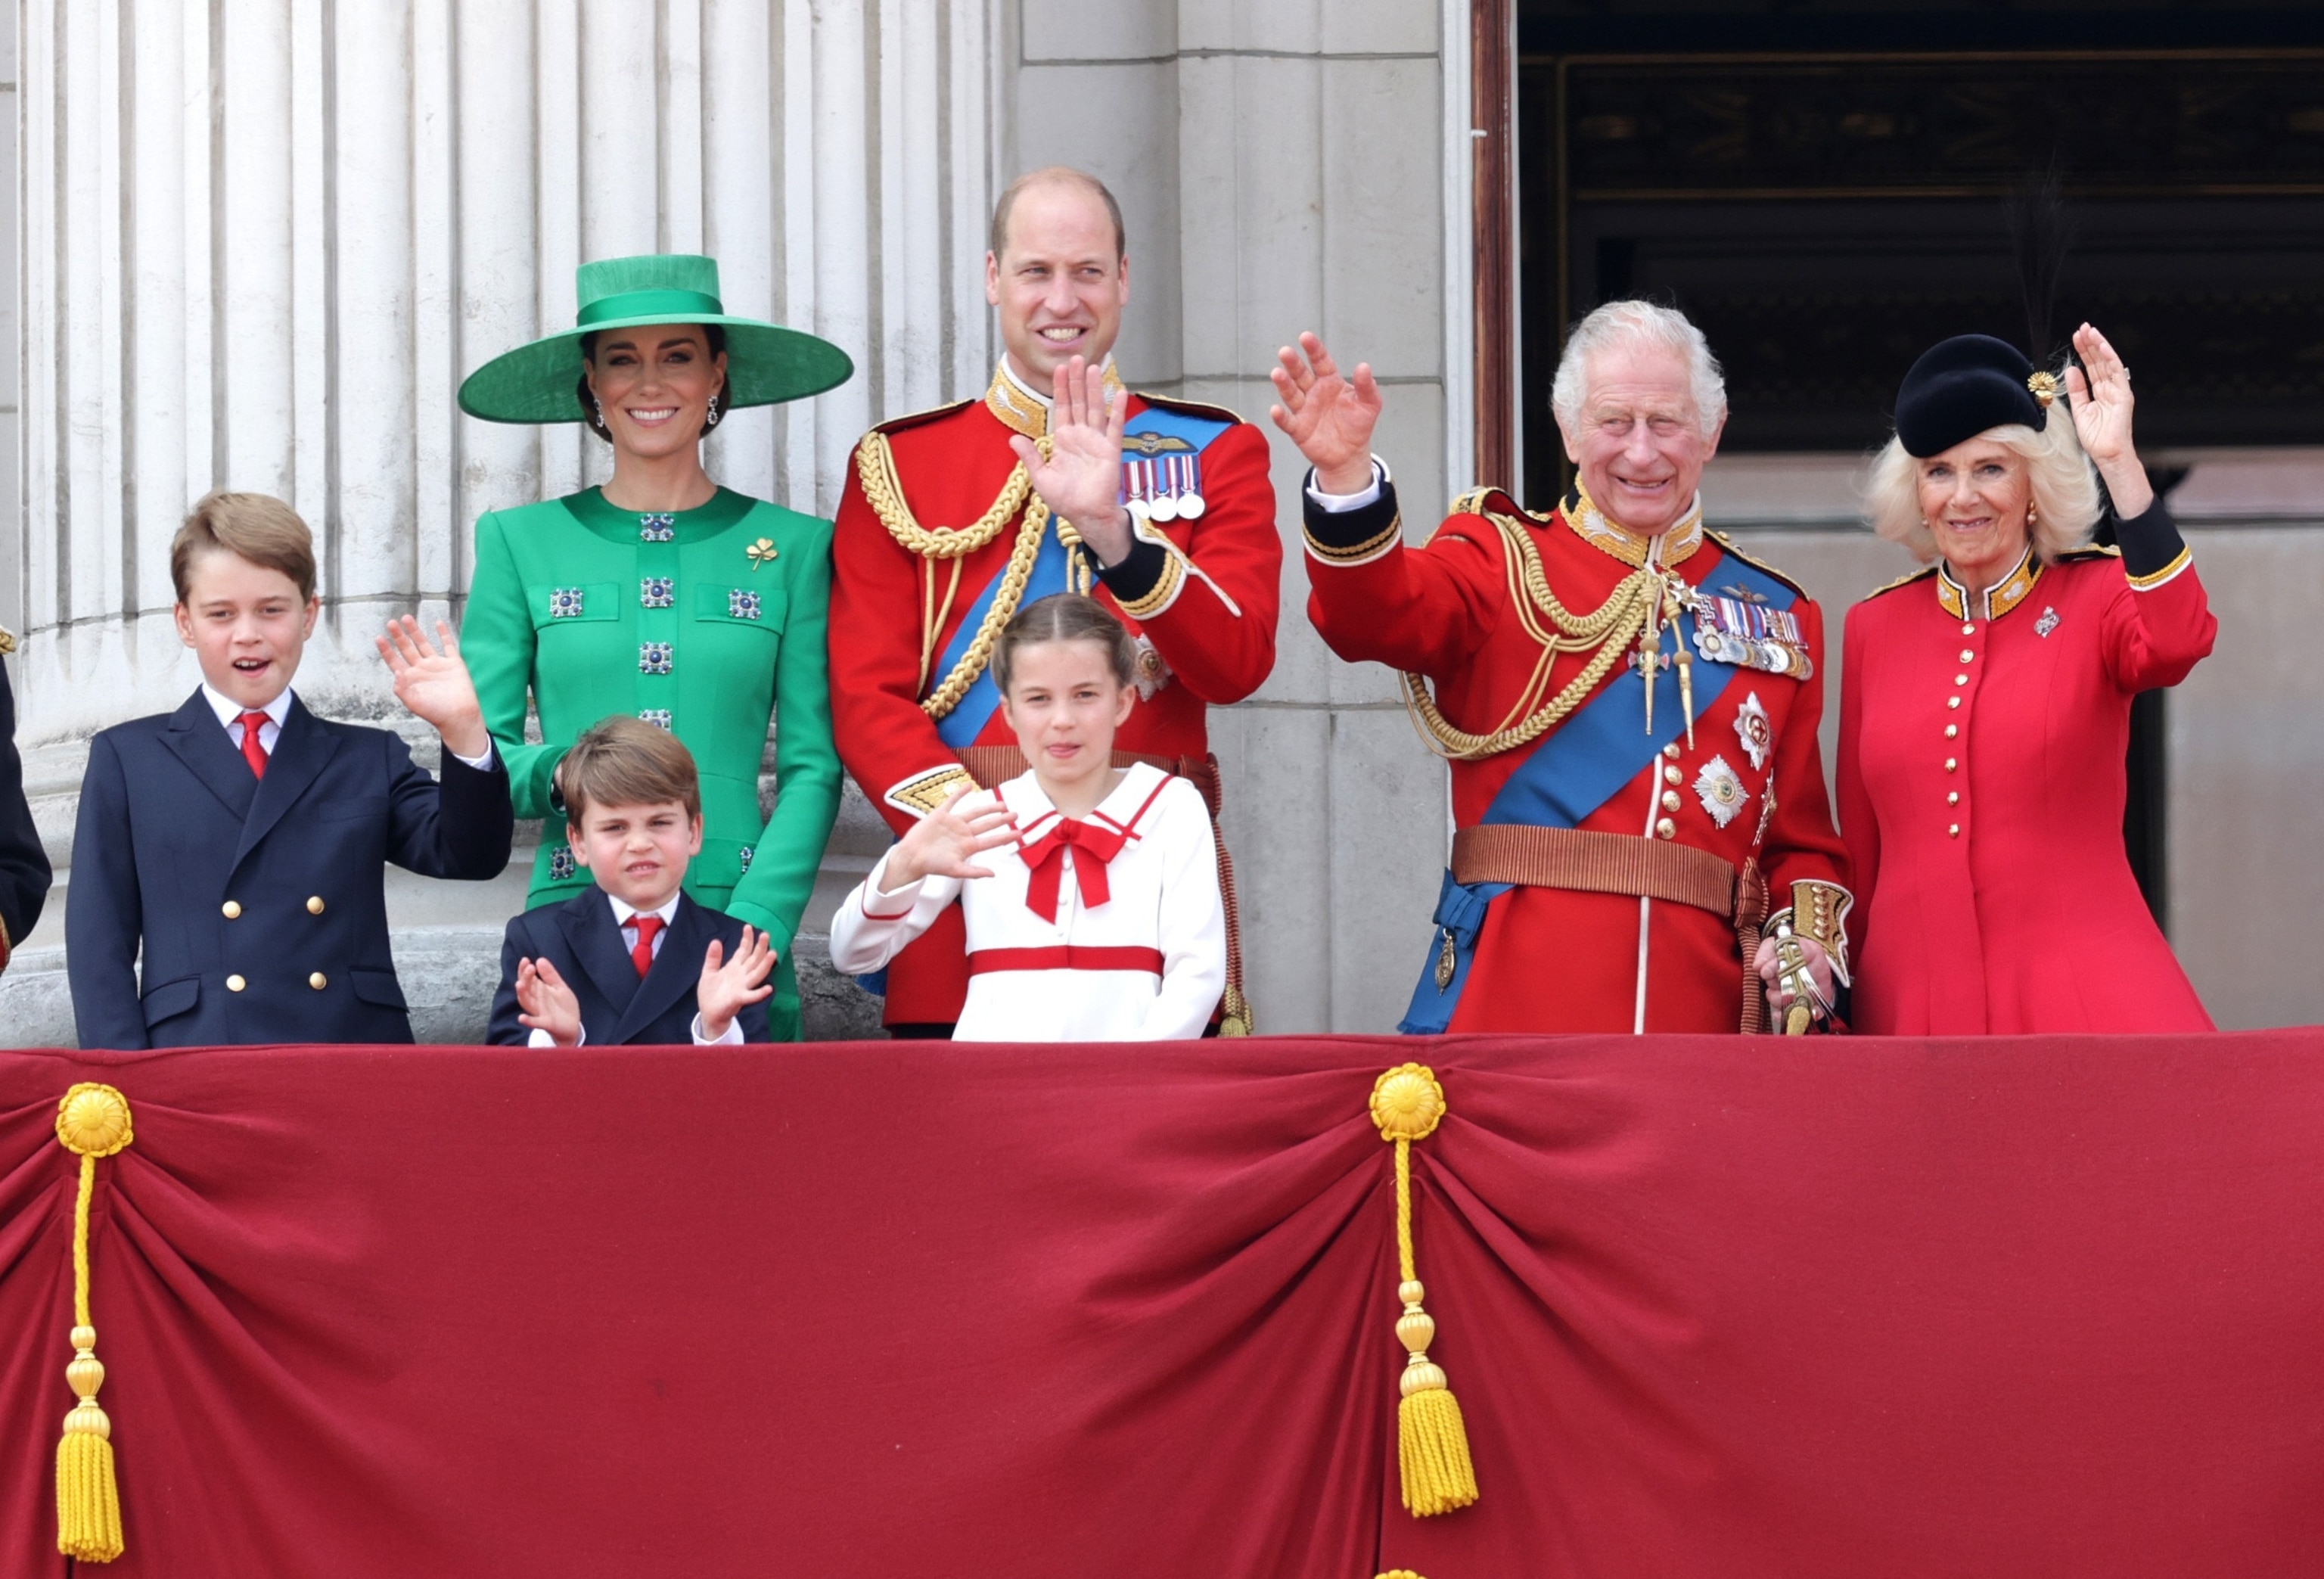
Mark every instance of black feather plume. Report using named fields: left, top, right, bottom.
left=2003, top=165, right=2073, bottom=367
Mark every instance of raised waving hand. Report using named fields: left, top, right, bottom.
left=1268, top=332, right=1383, bottom=495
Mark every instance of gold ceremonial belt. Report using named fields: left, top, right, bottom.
left=1449, top=825, right=1737, bottom=918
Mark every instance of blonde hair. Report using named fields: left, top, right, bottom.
left=171, top=491, right=317, bottom=603
left=1863, top=417, right=2102, bottom=565
left=558, top=716, right=703, bottom=825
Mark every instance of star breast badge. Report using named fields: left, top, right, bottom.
left=1733, top=691, right=1773, bottom=770
left=1694, top=754, right=1750, bottom=828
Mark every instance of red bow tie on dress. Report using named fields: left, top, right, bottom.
left=1018, top=817, right=1129, bottom=922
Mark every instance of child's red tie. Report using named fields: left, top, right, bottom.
left=1018, top=819, right=1129, bottom=922
left=236, top=711, right=272, bottom=779
left=629, top=914, right=663, bottom=978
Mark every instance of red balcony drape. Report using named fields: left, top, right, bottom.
left=5, top=1032, right=2322, bottom=1577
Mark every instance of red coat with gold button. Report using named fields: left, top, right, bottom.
left=1304, top=481, right=1851, bottom=1034
left=1837, top=544, right=2217, bottom=1034
left=829, top=368, right=1281, bottom=1026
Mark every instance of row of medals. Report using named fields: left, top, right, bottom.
left=1121, top=454, right=1207, bottom=522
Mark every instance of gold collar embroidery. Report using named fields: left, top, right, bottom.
left=983, top=356, right=1126, bottom=440
left=1936, top=546, right=2040, bottom=621
left=1563, top=486, right=1705, bottom=570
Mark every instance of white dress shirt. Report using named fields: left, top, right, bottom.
left=201, top=684, right=497, bottom=770
left=527, top=890, right=742, bottom=1046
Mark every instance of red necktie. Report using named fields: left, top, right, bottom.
left=1018, top=818, right=1129, bottom=923
left=629, top=914, right=663, bottom=978
left=237, top=711, right=272, bottom=779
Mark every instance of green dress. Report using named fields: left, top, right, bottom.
left=464, top=486, right=840, bottom=1039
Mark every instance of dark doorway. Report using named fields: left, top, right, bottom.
left=1512, top=6, right=2324, bottom=931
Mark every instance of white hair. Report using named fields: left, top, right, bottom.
left=1551, top=300, right=1728, bottom=439
left=1863, top=415, right=2102, bottom=565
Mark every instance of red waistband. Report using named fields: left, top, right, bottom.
left=967, top=946, right=1165, bottom=977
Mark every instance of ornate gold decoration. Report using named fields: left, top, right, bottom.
left=1367, top=1063, right=1477, bottom=1517
left=0, top=623, right=16, bottom=655
left=54, top=1082, right=135, bottom=1562
left=1566, top=483, right=1704, bottom=570
left=1937, top=545, right=2041, bottom=621
left=1304, top=512, right=1405, bottom=566
left=1789, top=878, right=1855, bottom=984
left=745, top=536, right=778, bottom=570
left=884, top=764, right=980, bottom=818
left=1400, top=505, right=1668, bottom=761
left=2027, top=369, right=2060, bottom=408
left=2127, top=545, right=2194, bottom=591
left=981, top=357, right=1125, bottom=440
left=1111, top=539, right=1186, bottom=622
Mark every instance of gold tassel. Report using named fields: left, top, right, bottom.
left=54, top=1083, right=134, bottom=1563
left=1369, top=1065, right=1479, bottom=1518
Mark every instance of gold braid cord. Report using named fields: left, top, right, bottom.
left=856, top=430, right=1066, bottom=722
left=1402, top=508, right=1666, bottom=761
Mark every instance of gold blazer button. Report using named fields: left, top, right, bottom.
left=309, top=972, right=328, bottom=990
left=226, top=974, right=247, bottom=992
left=307, top=896, right=326, bottom=915
left=222, top=900, right=242, bottom=919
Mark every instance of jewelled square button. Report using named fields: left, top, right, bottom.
left=729, top=589, right=762, bottom=620
left=638, top=513, right=676, bottom=542
left=548, top=586, right=586, bottom=619
left=638, top=642, right=673, bottom=675
left=548, top=845, right=576, bottom=881
left=640, top=577, right=674, bottom=609
left=638, top=709, right=672, bottom=730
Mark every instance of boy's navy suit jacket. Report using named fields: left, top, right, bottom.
left=67, top=690, right=514, bottom=1048
left=487, top=889, right=772, bottom=1046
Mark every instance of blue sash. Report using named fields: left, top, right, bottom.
left=1397, top=546, right=1796, bottom=1033
left=930, top=529, right=1073, bottom=748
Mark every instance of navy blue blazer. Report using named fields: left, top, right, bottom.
left=488, top=889, right=772, bottom=1046
left=67, top=691, right=514, bottom=1048
left=0, top=654, right=51, bottom=971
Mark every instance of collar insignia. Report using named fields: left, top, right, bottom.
left=1563, top=486, right=1704, bottom=570
left=1937, top=544, right=2041, bottom=621
left=983, top=356, right=1126, bottom=440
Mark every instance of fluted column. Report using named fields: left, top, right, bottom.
left=9, top=0, right=1001, bottom=1040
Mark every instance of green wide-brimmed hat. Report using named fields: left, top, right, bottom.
left=457, top=253, right=853, bottom=424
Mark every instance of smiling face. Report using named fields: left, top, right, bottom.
left=1915, top=436, right=2033, bottom=588
left=570, top=798, right=704, bottom=913
left=173, top=548, right=319, bottom=710
left=1560, top=342, right=1723, bottom=536
left=1001, top=639, right=1136, bottom=801
left=583, top=324, right=727, bottom=462
left=986, top=180, right=1129, bottom=388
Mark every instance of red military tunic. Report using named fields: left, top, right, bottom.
left=1304, top=477, right=1850, bottom=1033
left=1838, top=529, right=2217, bottom=1034
left=830, top=361, right=1281, bottom=1026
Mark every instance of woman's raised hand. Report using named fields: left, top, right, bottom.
left=2065, top=322, right=2153, bottom=515
left=1269, top=332, right=1383, bottom=496
left=884, top=786, right=1019, bottom=889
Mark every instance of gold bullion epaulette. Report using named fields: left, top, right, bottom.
left=1862, top=563, right=1941, bottom=601
left=1708, top=530, right=1815, bottom=602
left=1431, top=485, right=1543, bottom=546
left=0, top=625, right=15, bottom=656
left=2056, top=542, right=2122, bottom=563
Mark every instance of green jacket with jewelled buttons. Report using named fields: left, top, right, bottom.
left=462, top=486, right=839, bottom=1040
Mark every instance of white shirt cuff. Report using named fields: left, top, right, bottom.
left=691, top=1012, right=744, bottom=1046
left=1305, top=458, right=1386, bottom=513
left=449, top=741, right=497, bottom=772
left=527, top=1024, right=586, bottom=1047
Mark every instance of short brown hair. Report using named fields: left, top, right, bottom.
left=558, top=716, right=703, bottom=825
left=993, top=592, right=1138, bottom=694
left=989, top=166, right=1126, bottom=262
left=171, top=491, right=317, bottom=604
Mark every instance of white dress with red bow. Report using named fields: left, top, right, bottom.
left=827, top=763, right=1226, bottom=1041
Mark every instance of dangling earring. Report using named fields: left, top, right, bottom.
left=592, top=396, right=607, bottom=430
left=704, top=392, right=722, bottom=430
left=2026, top=503, right=2040, bottom=527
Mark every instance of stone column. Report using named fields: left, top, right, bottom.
left=5, top=0, right=1000, bottom=1041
